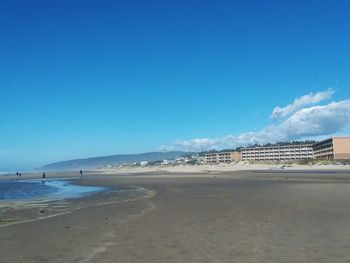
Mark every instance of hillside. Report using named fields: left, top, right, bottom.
left=41, top=151, right=190, bottom=170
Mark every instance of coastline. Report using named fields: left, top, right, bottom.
left=2, top=162, right=350, bottom=183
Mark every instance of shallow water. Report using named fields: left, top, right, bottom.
left=0, top=179, right=105, bottom=201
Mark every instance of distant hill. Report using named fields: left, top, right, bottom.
left=41, top=151, right=190, bottom=170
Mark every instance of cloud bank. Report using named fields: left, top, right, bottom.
left=270, top=88, right=334, bottom=119
left=162, top=89, right=350, bottom=152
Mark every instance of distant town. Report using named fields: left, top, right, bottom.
left=40, top=136, right=350, bottom=170
left=101, top=136, right=350, bottom=168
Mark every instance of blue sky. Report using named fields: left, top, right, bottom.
left=1, top=0, right=350, bottom=170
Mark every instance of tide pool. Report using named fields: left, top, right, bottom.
left=0, top=179, right=106, bottom=201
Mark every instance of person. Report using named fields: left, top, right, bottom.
left=42, top=172, right=46, bottom=183
left=79, top=170, right=83, bottom=179
left=16, top=172, right=19, bottom=176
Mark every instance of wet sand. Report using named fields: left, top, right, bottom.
left=1, top=171, right=350, bottom=262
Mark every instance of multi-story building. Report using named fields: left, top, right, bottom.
left=241, top=144, right=314, bottom=161
left=205, top=151, right=241, bottom=164
left=205, top=153, right=218, bottom=164
left=313, top=137, right=350, bottom=159
left=205, top=137, right=350, bottom=163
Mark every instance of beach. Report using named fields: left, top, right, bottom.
left=1, top=169, right=350, bottom=262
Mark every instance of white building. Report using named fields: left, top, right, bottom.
left=140, top=161, right=148, bottom=166
left=241, top=144, right=314, bottom=161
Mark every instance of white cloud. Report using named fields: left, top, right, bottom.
left=270, top=88, right=334, bottom=119
left=276, top=100, right=350, bottom=137
left=162, top=91, right=350, bottom=152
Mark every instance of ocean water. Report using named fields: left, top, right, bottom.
left=0, top=172, right=16, bottom=176
left=0, top=179, right=105, bottom=201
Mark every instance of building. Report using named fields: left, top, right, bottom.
left=140, top=161, right=148, bottom=166
left=313, top=137, right=350, bottom=159
left=231, top=151, right=242, bottom=162
left=205, top=151, right=241, bottom=164
left=205, top=153, right=218, bottom=164
left=205, top=137, right=350, bottom=164
left=241, top=144, right=314, bottom=161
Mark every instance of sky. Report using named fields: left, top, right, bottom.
left=1, top=0, right=350, bottom=170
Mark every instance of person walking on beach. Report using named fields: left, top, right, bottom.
left=42, top=172, right=46, bottom=183
left=79, top=170, right=83, bottom=179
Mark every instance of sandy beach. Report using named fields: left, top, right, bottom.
left=97, top=161, right=350, bottom=175
left=2, top=169, right=350, bottom=262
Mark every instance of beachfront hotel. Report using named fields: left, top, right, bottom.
left=241, top=144, right=314, bottom=161
left=313, top=137, right=350, bottom=159
left=205, top=137, right=350, bottom=163
left=241, top=136, right=350, bottom=161
left=205, top=151, right=241, bottom=164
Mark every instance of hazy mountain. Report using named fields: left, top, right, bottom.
left=40, top=151, right=190, bottom=170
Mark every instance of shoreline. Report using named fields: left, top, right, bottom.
left=2, top=165, right=350, bottom=186
left=2, top=161, right=350, bottom=180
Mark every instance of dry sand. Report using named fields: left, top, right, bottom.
left=2, top=170, right=350, bottom=262
left=97, top=161, right=350, bottom=175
